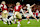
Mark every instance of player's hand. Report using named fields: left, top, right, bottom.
left=24, top=11, right=28, bottom=14
left=33, top=3, right=36, bottom=5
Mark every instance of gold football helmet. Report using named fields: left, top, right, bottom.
left=16, top=2, right=20, bottom=6
left=1, top=1, right=6, bottom=5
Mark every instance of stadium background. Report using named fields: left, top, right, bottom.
left=0, top=0, right=40, bottom=27
left=0, top=0, right=40, bottom=19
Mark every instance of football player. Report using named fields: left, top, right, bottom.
left=25, top=4, right=39, bottom=24
left=13, top=2, right=24, bottom=27
left=0, top=1, right=8, bottom=24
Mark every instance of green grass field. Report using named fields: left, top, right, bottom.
left=0, top=19, right=40, bottom=27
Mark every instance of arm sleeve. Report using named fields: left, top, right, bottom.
left=13, top=10, right=15, bottom=15
left=21, top=9, right=24, bottom=14
left=0, top=5, right=3, bottom=8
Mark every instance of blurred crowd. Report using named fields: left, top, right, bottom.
left=7, top=4, right=40, bottom=12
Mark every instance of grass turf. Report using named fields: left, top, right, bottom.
left=0, top=19, right=40, bottom=27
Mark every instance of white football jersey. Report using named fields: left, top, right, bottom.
left=27, top=6, right=33, bottom=16
left=27, top=6, right=32, bottom=13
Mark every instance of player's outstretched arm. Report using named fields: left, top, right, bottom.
left=21, top=8, right=25, bottom=16
left=20, top=6, right=25, bottom=16
left=24, top=10, right=28, bottom=14
left=13, top=9, right=15, bottom=15
left=30, top=3, right=36, bottom=8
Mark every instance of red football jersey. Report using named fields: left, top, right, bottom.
left=1, top=4, right=8, bottom=11
left=14, top=5, right=22, bottom=12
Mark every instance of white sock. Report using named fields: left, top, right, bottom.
left=3, top=22, right=7, bottom=24
left=18, top=21, right=20, bottom=24
left=8, top=21, right=10, bottom=24
left=37, top=19, right=39, bottom=22
left=17, top=21, right=20, bottom=27
left=14, top=19, right=16, bottom=22
left=11, top=21, right=14, bottom=24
